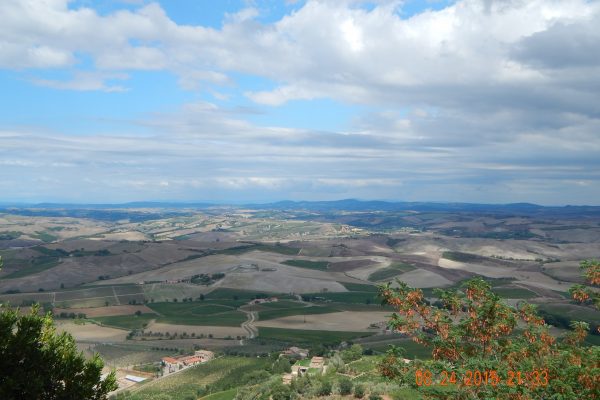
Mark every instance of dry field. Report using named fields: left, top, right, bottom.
left=99, top=250, right=370, bottom=294
left=541, top=261, right=586, bottom=283
left=437, top=258, right=567, bottom=292
left=93, top=231, right=149, bottom=241
left=0, top=214, right=110, bottom=241
left=393, top=268, right=453, bottom=288
left=57, top=321, right=129, bottom=342
left=254, top=311, right=392, bottom=331
left=219, top=269, right=348, bottom=293
left=96, top=254, right=240, bottom=285
left=0, top=240, right=201, bottom=292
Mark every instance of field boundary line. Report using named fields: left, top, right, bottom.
left=112, top=286, right=121, bottom=305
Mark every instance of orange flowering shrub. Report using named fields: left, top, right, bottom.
left=378, top=276, right=599, bottom=399
left=569, top=259, right=600, bottom=309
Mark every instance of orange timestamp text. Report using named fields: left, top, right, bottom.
left=415, top=369, right=549, bottom=387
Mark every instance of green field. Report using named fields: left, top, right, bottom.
left=30, top=231, right=59, bottom=243
left=368, top=262, right=416, bottom=282
left=355, top=335, right=431, bottom=359
left=441, top=251, right=487, bottom=263
left=282, top=259, right=329, bottom=271
left=304, top=291, right=379, bottom=304
left=341, top=282, right=379, bottom=292
left=93, top=314, right=156, bottom=330
left=258, top=305, right=341, bottom=320
left=252, top=244, right=300, bottom=255
left=128, top=357, right=269, bottom=400
left=257, top=327, right=374, bottom=346
left=256, top=300, right=300, bottom=309
left=147, top=302, right=246, bottom=326
left=0, top=231, right=22, bottom=240
left=536, top=303, right=600, bottom=325
left=216, top=243, right=299, bottom=256
left=206, top=288, right=284, bottom=303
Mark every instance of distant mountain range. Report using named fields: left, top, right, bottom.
left=1, top=199, right=600, bottom=216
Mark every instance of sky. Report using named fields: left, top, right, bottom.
left=1, top=0, right=599, bottom=205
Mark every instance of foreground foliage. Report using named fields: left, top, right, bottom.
left=378, top=260, right=600, bottom=399
left=0, top=305, right=117, bottom=400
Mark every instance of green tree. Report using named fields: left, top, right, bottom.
left=329, top=352, right=345, bottom=372
left=0, top=304, right=117, bottom=399
left=270, top=382, right=294, bottom=400
left=272, top=357, right=292, bottom=374
left=341, top=343, right=363, bottom=363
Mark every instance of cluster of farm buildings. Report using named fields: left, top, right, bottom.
left=280, top=346, right=327, bottom=385
left=161, top=350, right=215, bottom=373
left=248, top=296, right=279, bottom=305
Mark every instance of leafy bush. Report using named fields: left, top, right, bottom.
left=378, top=271, right=600, bottom=399
left=317, top=380, right=332, bottom=396
left=354, top=384, right=366, bottom=398
left=339, top=377, right=353, bottom=395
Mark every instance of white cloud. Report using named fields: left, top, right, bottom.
left=2, top=0, right=598, bottom=112
left=30, top=71, right=129, bottom=91
left=1, top=1, right=600, bottom=203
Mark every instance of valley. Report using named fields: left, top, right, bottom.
left=0, top=202, right=598, bottom=398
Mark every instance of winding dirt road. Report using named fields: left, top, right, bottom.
left=239, top=309, right=258, bottom=344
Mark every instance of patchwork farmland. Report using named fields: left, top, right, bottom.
left=1, top=203, right=599, bottom=397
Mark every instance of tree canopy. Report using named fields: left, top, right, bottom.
left=378, top=259, right=600, bottom=399
left=0, top=304, right=117, bottom=399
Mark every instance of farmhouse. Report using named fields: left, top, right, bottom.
left=248, top=297, right=279, bottom=305
left=194, top=349, right=215, bottom=362
left=309, top=356, right=324, bottom=369
left=161, top=356, right=180, bottom=372
left=281, top=346, right=309, bottom=358
left=291, top=365, right=309, bottom=377
left=178, top=355, right=202, bottom=366
left=161, top=349, right=214, bottom=373
left=282, top=373, right=293, bottom=385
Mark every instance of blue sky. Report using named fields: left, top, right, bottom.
left=1, top=0, right=599, bottom=205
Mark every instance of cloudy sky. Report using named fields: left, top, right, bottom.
left=1, top=0, right=599, bottom=205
